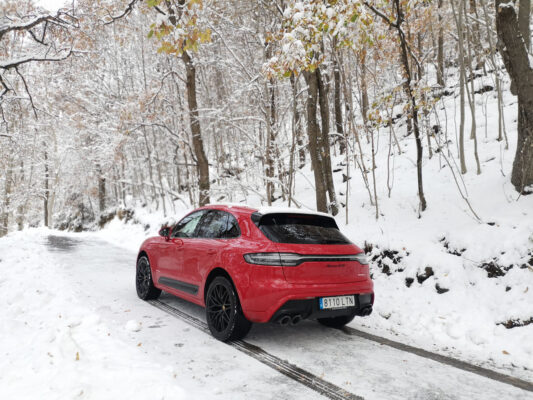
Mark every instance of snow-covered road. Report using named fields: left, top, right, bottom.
left=1, top=231, right=532, bottom=399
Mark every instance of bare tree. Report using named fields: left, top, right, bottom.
left=496, top=0, right=533, bottom=192
left=365, top=0, right=428, bottom=211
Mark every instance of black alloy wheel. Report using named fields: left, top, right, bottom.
left=136, top=255, right=161, bottom=300
left=206, top=276, right=252, bottom=341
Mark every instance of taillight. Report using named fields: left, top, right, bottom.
left=243, top=253, right=363, bottom=267
left=243, top=252, right=301, bottom=266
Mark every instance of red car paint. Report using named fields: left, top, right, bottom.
left=137, top=204, right=374, bottom=323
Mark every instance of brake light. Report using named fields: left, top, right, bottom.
left=243, top=253, right=300, bottom=266
left=243, top=253, right=363, bottom=267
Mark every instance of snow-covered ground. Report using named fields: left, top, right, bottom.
left=0, top=230, right=320, bottom=399
left=0, top=229, right=531, bottom=399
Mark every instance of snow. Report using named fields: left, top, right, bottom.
left=207, top=202, right=256, bottom=210
left=0, top=230, right=186, bottom=400
left=1, top=229, right=531, bottom=399
left=125, top=320, right=143, bottom=332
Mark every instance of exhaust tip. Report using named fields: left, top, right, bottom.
left=279, top=315, right=291, bottom=326
left=361, top=306, right=373, bottom=316
left=291, top=315, right=302, bottom=325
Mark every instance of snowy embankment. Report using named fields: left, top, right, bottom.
left=84, top=69, right=533, bottom=380
left=341, top=74, right=533, bottom=376
left=0, top=229, right=186, bottom=399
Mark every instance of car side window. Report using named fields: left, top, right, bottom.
left=220, top=213, right=240, bottom=239
left=196, top=210, right=240, bottom=239
left=171, top=211, right=205, bottom=238
left=196, top=211, right=226, bottom=238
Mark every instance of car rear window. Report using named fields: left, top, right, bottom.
left=254, top=213, right=352, bottom=245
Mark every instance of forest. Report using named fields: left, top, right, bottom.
left=0, top=0, right=532, bottom=234
left=2, top=2, right=533, bottom=395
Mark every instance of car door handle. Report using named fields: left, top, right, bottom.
left=207, top=249, right=216, bottom=255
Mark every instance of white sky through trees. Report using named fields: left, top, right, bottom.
left=36, top=0, right=66, bottom=12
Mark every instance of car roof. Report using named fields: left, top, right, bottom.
left=201, top=203, right=257, bottom=216
left=203, top=203, right=333, bottom=219
left=255, top=206, right=333, bottom=218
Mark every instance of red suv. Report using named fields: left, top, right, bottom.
left=136, top=205, right=374, bottom=341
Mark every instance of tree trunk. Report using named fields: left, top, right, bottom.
left=468, top=0, right=484, bottom=69
left=360, top=50, right=369, bottom=127
left=437, top=0, right=445, bottom=86
left=496, top=0, right=533, bottom=192
left=265, top=78, right=276, bottom=205
left=290, top=73, right=305, bottom=168
left=303, top=70, right=328, bottom=213
left=288, top=73, right=298, bottom=207
left=141, top=127, right=158, bottom=207
left=394, top=0, right=427, bottom=211
left=316, top=68, right=339, bottom=215
left=463, top=2, right=482, bottom=174
left=480, top=0, right=507, bottom=145
left=333, top=51, right=345, bottom=154
left=182, top=50, right=210, bottom=206
left=16, top=160, right=25, bottom=231
left=96, top=164, right=106, bottom=213
left=44, top=148, right=49, bottom=227
left=519, top=0, right=531, bottom=52
left=1, top=155, right=13, bottom=237
left=452, top=0, right=468, bottom=174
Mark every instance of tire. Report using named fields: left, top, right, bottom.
left=205, top=276, right=252, bottom=341
left=136, top=255, right=162, bottom=300
left=317, top=314, right=356, bottom=328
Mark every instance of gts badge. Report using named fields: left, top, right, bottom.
left=326, top=263, right=346, bottom=268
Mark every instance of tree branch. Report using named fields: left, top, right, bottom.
left=15, top=68, right=38, bottom=119
left=0, top=15, right=54, bottom=40
left=363, top=1, right=422, bottom=80
left=102, top=0, right=139, bottom=25
left=363, top=1, right=397, bottom=27
left=0, top=49, right=72, bottom=70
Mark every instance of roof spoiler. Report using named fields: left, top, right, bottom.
left=250, top=210, right=338, bottom=228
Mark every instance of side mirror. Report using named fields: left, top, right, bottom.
left=159, top=226, right=171, bottom=241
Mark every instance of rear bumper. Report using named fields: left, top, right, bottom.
left=240, top=278, right=374, bottom=323
left=269, top=293, right=373, bottom=322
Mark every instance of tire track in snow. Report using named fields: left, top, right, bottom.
left=148, top=299, right=363, bottom=400
left=150, top=298, right=533, bottom=396
left=339, top=326, right=533, bottom=393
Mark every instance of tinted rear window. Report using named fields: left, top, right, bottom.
left=255, top=213, right=351, bottom=245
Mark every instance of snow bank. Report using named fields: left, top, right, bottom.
left=0, top=229, right=186, bottom=399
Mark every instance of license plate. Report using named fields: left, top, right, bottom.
left=319, top=295, right=355, bottom=310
